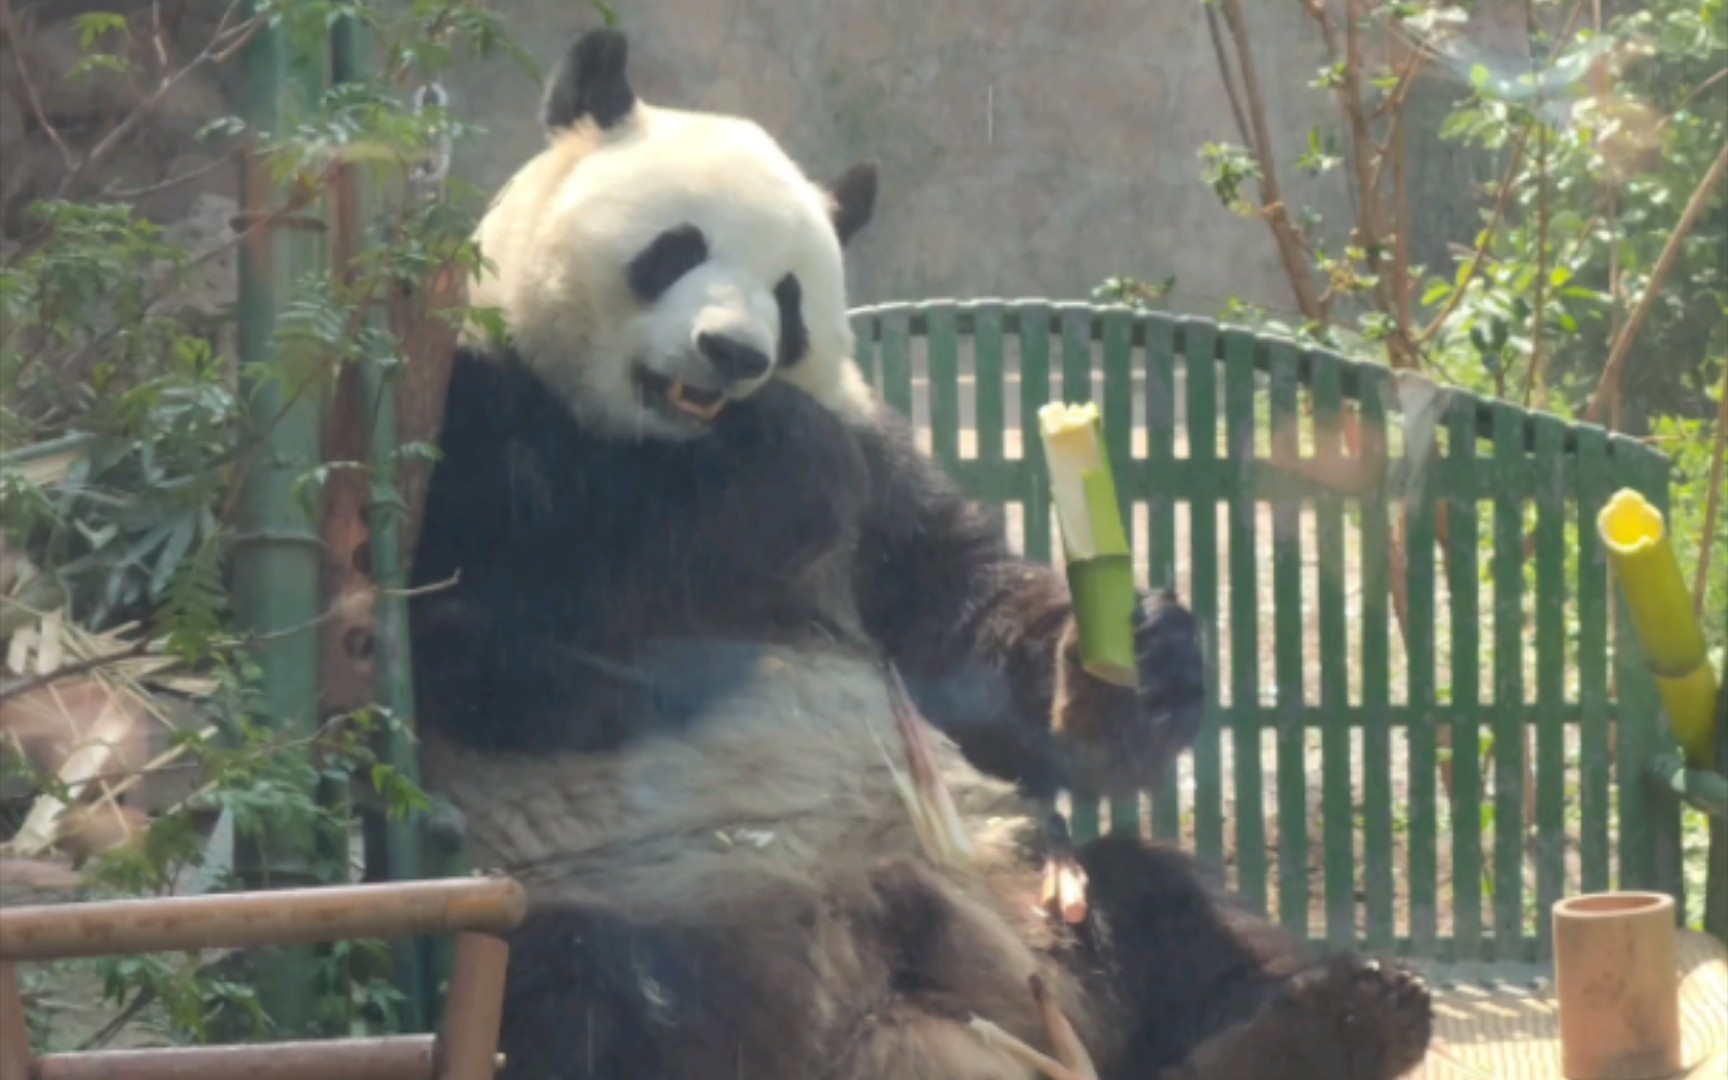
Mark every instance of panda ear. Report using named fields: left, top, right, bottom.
left=827, top=163, right=878, bottom=247
left=542, top=29, right=637, bottom=133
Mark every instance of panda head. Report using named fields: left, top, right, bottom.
left=466, top=29, right=880, bottom=441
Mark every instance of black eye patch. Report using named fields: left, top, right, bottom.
left=775, top=274, right=809, bottom=368
left=627, top=225, right=708, bottom=300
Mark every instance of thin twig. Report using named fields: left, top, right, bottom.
left=1522, top=109, right=1552, bottom=407
left=1202, top=3, right=1255, bottom=153
left=54, top=1, right=258, bottom=199
left=103, top=154, right=232, bottom=201
left=1583, top=138, right=1728, bottom=424
left=1417, top=127, right=1532, bottom=346
left=0, top=639, right=152, bottom=705
left=1218, top=0, right=1326, bottom=323
left=0, top=0, right=74, bottom=170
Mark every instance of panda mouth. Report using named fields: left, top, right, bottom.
left=636, top=367, right=727, bottom=422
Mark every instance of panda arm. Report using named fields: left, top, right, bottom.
left=850, top=405, right=1204, bottom=800
left=409, top=349, right=667, bottom=754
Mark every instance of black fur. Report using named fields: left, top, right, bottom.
left=543, top=28, right=636, bottom=132
left=411, top=347, right=1201, bottom=799
left=411, top=349, right=870, bottom=754
left=626, top=225, right=708, bottom=300
left=773, top=274, right=809, bottom=368
left=828, top=162, right=878, bottom=246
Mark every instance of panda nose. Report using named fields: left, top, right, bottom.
left=697, top=332, right=772, bottom=383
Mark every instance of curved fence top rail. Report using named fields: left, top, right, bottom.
left=848, top=298, right=1667, bottom=469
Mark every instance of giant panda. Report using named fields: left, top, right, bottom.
left=407, top=28, right=1434, bottom=1080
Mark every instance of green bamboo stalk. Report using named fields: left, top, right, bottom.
left=229, top=3, right=331, bottom=1036
left=330, top=14, right=433, bottom=1032
left=1038, top=402, right=1137, bottom=688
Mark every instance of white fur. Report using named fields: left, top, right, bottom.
left=465, top=101, right=876, bottom=440
left=421, top=646, right=1036, bottom=921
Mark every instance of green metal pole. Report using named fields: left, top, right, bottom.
left=329, top=15, right=434, bottom=1033
left=230, top=4, right=332, bottom=1038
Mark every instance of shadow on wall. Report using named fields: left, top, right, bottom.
left=438, top=0, right=1358, bottom=315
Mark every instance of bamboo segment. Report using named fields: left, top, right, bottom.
left=1597, top=488, right=1719, bottom=767
left=1553, top=893, right=1683, bottom=1080
left=1038, top=401, right=1137, bottom=688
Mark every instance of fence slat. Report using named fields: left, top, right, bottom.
left=1222, top=328, right=1268, bottom=914
left=1575, top=426, right=1611, bottom=894
left=927, top=305, right=961, bottom=470
left=1446, top=395, right=1484, bottom=961
left=1146, top=315, right=1181, bottom=842
left=974, top=303, right=1006, bottom=469
left=1268, top=341, right=1309, bottom=936
left=1102, top=309, right=1141, bottom=836
left=1182, top=319, right=1224, bottom=866
left=852, top=312, right=878, bottom=391
left=1312, top=353, right=1355, bottom=948
left=1019, top=304, right=1054, bottom=566
left=1533, top=415, right=1568, bottom=960
left=1357, top=367, right=1395, bottom=953
left=880, top=307, right=914, bottom=419
left=1490, top=403, right=1526, bottom=962
left=1402, top=382, right=1441, bottom=956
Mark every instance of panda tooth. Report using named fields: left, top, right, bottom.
left=667, top=380, right=726, bottom=421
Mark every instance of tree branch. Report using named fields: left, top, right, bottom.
left=1583, top=138, right=1728, bottom=424
left=0, top=0, right=75, bottom=171
left=53, top=1, right=257, bottom=200
left=1217, top=0, right=1326, bottom=323
left=1417, top=126, right=1532, bottom=346
left=1202, top=2, right=1255, bottom=153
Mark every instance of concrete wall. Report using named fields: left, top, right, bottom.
left=440, top=1, right=1362, bottom=319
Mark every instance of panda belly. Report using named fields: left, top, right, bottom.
left=420, top=644, right=1109, bottom=1079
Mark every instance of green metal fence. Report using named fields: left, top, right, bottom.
left=849, top=299, right=1686, bottom=974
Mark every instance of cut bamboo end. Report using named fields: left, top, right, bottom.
left=1553, top=892, right=1683, bottom=1080
left=1038, top=402, right=1108, bottom=560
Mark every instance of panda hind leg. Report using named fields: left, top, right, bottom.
left=1158, top=953, right=1433, bottom=1080
left=1071, top=834, right=1432, bottom=1080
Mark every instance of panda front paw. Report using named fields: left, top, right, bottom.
left=1132, top=586, right=1207, bottom=765
left=1053, top=587, right=1206, bottom=798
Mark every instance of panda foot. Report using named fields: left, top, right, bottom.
left=1170, top=954, right=1432, bottom=1080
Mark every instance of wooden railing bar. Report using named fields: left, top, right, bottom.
left=29, top=1036, right=440, bottom=1080
left=0, top=877, right=525, bottom=962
